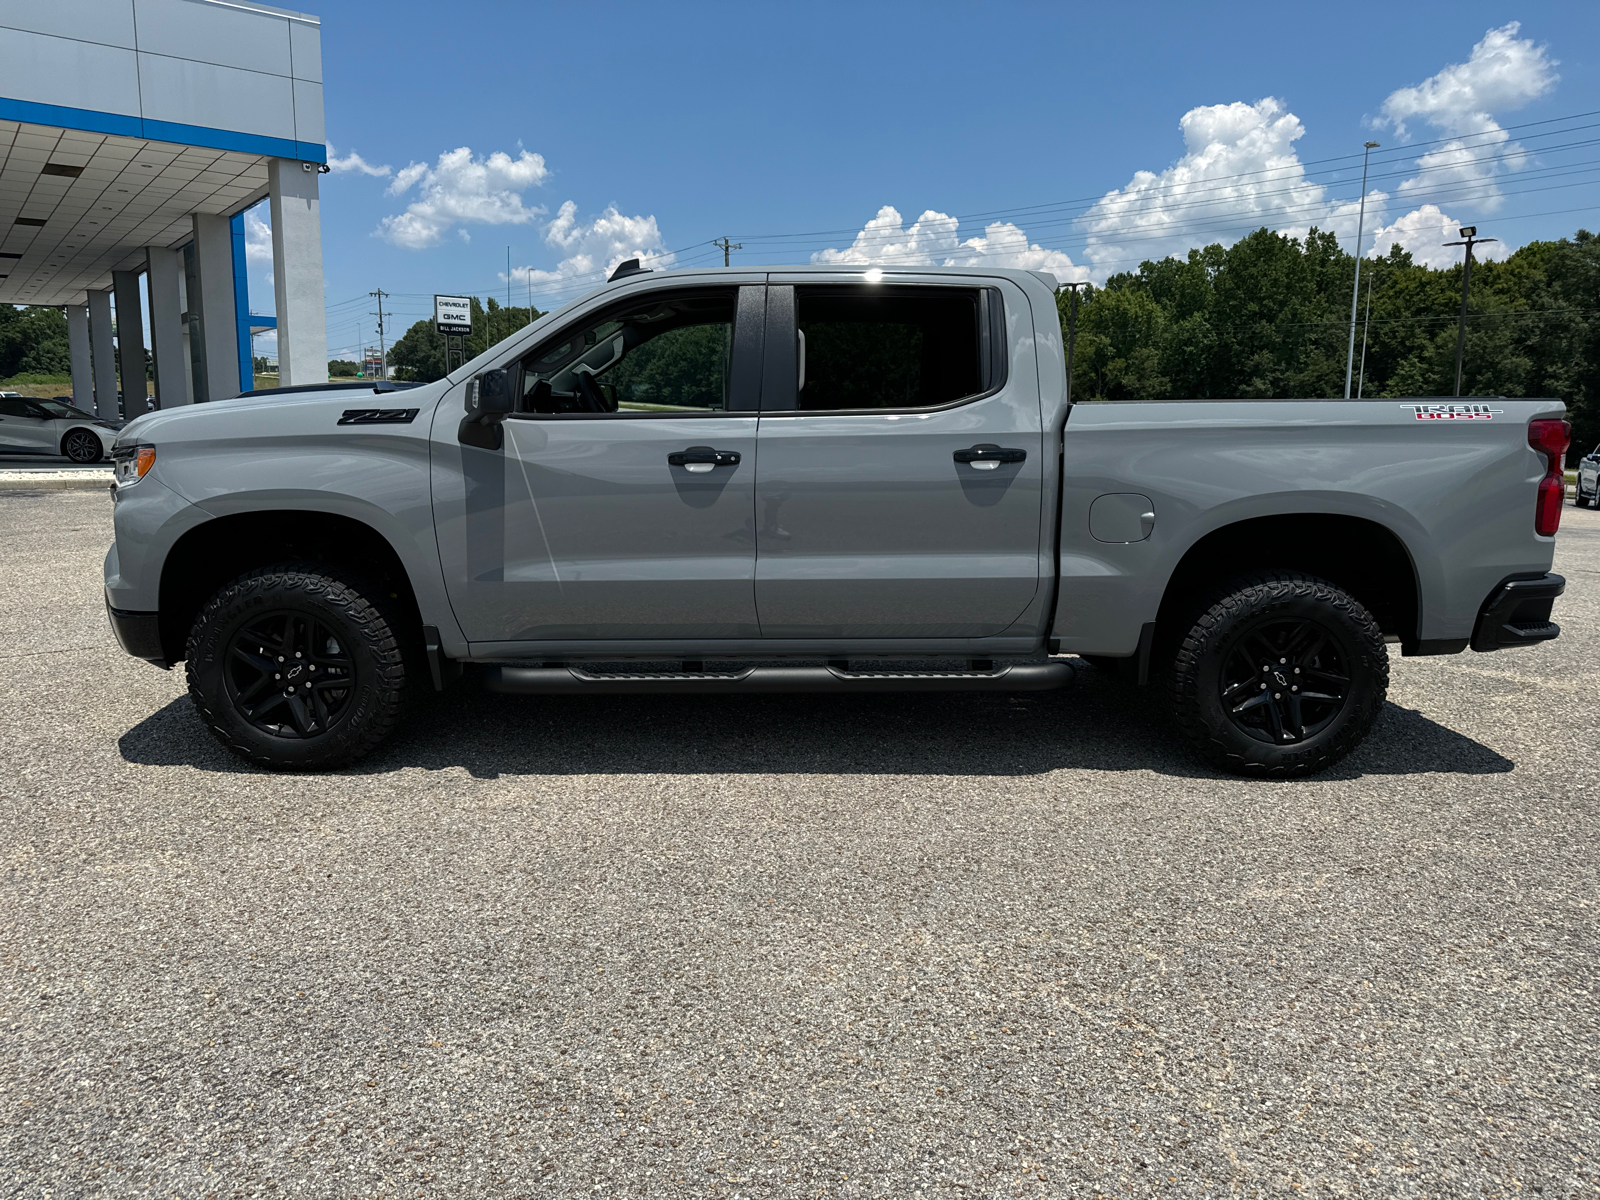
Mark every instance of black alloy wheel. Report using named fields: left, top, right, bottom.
left=1170, top=571, right=1388, bottom=777
left=63, top=428, right=102, bottom=463
left=186, top=563, right=408, bottom=769
left=1217, top=617, right=1349, bottom=745
left=224, top=611, right=355, bottom=738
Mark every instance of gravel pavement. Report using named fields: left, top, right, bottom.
left=2, top=490, right=1596, bottom=1199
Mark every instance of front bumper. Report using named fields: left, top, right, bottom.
left=105, top=594, right=167, bottom=666
left=1471, top=573, right=1564, bottom=652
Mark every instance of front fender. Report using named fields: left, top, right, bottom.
left=127, top=383, right=465, bottom=652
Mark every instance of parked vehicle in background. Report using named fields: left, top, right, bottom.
left=103, top=265, right=1570, bottom=777
left=1576, top=444, right=1599, bottom=507
left=0, top=396, right=118, bottom=461
left=45, top=397, right=126, bottom=432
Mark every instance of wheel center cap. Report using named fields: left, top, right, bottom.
left=1270, top=669, right=1288, bottom=686
left=287, top=665, right=303, bottom=679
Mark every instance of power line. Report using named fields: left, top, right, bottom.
left=317, top=108, right=1600, bottom=319
left=727, top=111, right=1600, bottom=245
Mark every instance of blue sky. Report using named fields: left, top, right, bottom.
left=243, top=1, right=1599, bottom=362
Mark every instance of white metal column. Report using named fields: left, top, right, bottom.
left=112, top=269, right=147, bottom=415
left=145, top=247, right=188, bottom=408
left=66, top=303, right=93, bottom=411
left=268, top=159, right=328, bottom=386
left=87, top=288, right=118, bottom=419
left=191, top=213, right=241, bottom=401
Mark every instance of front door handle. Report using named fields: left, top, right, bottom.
left=954, top=443, right=1026, bottom=471
left=668, top=445, right=741, bottom=474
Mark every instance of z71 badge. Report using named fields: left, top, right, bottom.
left=1405, top=403, right=1503, bottom=420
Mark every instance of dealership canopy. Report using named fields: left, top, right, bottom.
left=0, top=0, right=329, bottom=412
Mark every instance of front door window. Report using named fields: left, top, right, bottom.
left=521, top=294, right=735, bottom=414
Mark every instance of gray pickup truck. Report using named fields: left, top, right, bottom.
left=103, top=264, right=1571, bottom=776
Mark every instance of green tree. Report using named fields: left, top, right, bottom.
left=1055, top=225, right=1599, bottom=463
left=388, top=318, right=446, bottom=383
left=0, top=306, right=71, bottom=377
left=391, top=297, right=547, bottom=383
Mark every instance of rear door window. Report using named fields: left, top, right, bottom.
left=789, top=286, right=1001, bottom=411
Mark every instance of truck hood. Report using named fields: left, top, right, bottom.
left=115, top=382, right=449, bottom=448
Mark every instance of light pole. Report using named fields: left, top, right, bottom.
left=1356, top=267, right=1377, bottom=399
left=1343, top=140, right=1380, bottom=399
left=1442, top=225, right=1497, bottom=397
left=1059, top=281, right=1089, bottom=403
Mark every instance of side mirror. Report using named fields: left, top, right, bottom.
left=467, top=368, right=516, bottom=419
left=459, top=366, right=520, bottom=450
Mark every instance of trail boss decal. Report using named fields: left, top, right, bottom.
left=1405, top=403, right=1503, bottom=421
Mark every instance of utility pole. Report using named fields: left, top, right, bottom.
left=714, top=237, right=742, bottom=267
left=1059, top=281, right=1090, bottom=404
left=368, top=289, right=389, bottom=381
left=1343, top=140, right=1380, bottom=399
left=1356, top=268, right=1379, bottom=399
left=1442, top=226, right=1497, bottom=397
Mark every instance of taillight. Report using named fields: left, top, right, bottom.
left=1528, top=418, right=1571, bottom=536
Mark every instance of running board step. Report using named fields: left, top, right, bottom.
left=484, top=662, right=1074, bottom=695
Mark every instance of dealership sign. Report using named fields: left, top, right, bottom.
left=434, top=295, right=472, bottom=335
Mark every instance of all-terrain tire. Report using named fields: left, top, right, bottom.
left=185, top=562, right=408, bottom=770
left=1170, top=571, right=1388, bottom=777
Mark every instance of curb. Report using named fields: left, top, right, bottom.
left=0, top=474, right=113, bottom=492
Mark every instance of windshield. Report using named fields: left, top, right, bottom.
left=36, top=400, right=98, bottom=421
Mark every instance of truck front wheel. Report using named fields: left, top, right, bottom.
left=1169, top=572, right=1388, bottom=777
left=185, top=563, right=408, bottom=770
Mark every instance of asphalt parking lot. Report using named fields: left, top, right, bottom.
left=2, top=490, right=1596, bottom=1199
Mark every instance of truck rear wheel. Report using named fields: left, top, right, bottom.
left=1169, top=571, right=1388, bottom=777
left=185, top=563, right=408, bottom=770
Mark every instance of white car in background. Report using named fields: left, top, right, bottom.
left=0, top=394, right=119, bottom=463
left=1577, top=444, right=1599, bottom=507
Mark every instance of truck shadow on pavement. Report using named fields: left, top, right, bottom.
left=117, top=669, right=1514, bottom=780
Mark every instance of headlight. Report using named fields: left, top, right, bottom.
left=112, top=444, right=156, bottom=487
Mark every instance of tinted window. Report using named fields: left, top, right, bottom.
left=520, top=292, right=734, bottom=414
left=796, top=288, right=983, bottom=411
left=0, top=399, right=35, bottom=418
left=37, top=400, right=96, bottom=420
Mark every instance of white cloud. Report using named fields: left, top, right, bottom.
left=1372, top=24, right=1558, bottom=241
left=1379, top=23, right=1557, bottom=141
left=388, top=161, right=428, bottom=195
left=243, top=207, right=272, bottom=265
left=812, top=205, right=1087, bottom=279
left=511, top=201, right=675, bottom=290
left=1367, top=203, right=1510, bottom=269
left=1077, top=98, right=1367, bottom=275
left=1069, top=24, right=1555, bottom=278
left=377, top=147, right=549, bottom=249
left=325, top=144, right=392, bottom=177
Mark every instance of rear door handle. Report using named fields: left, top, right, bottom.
left=954, top=443, right=1026, bottom=470
left=668, top=445, right=741, bottom=473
